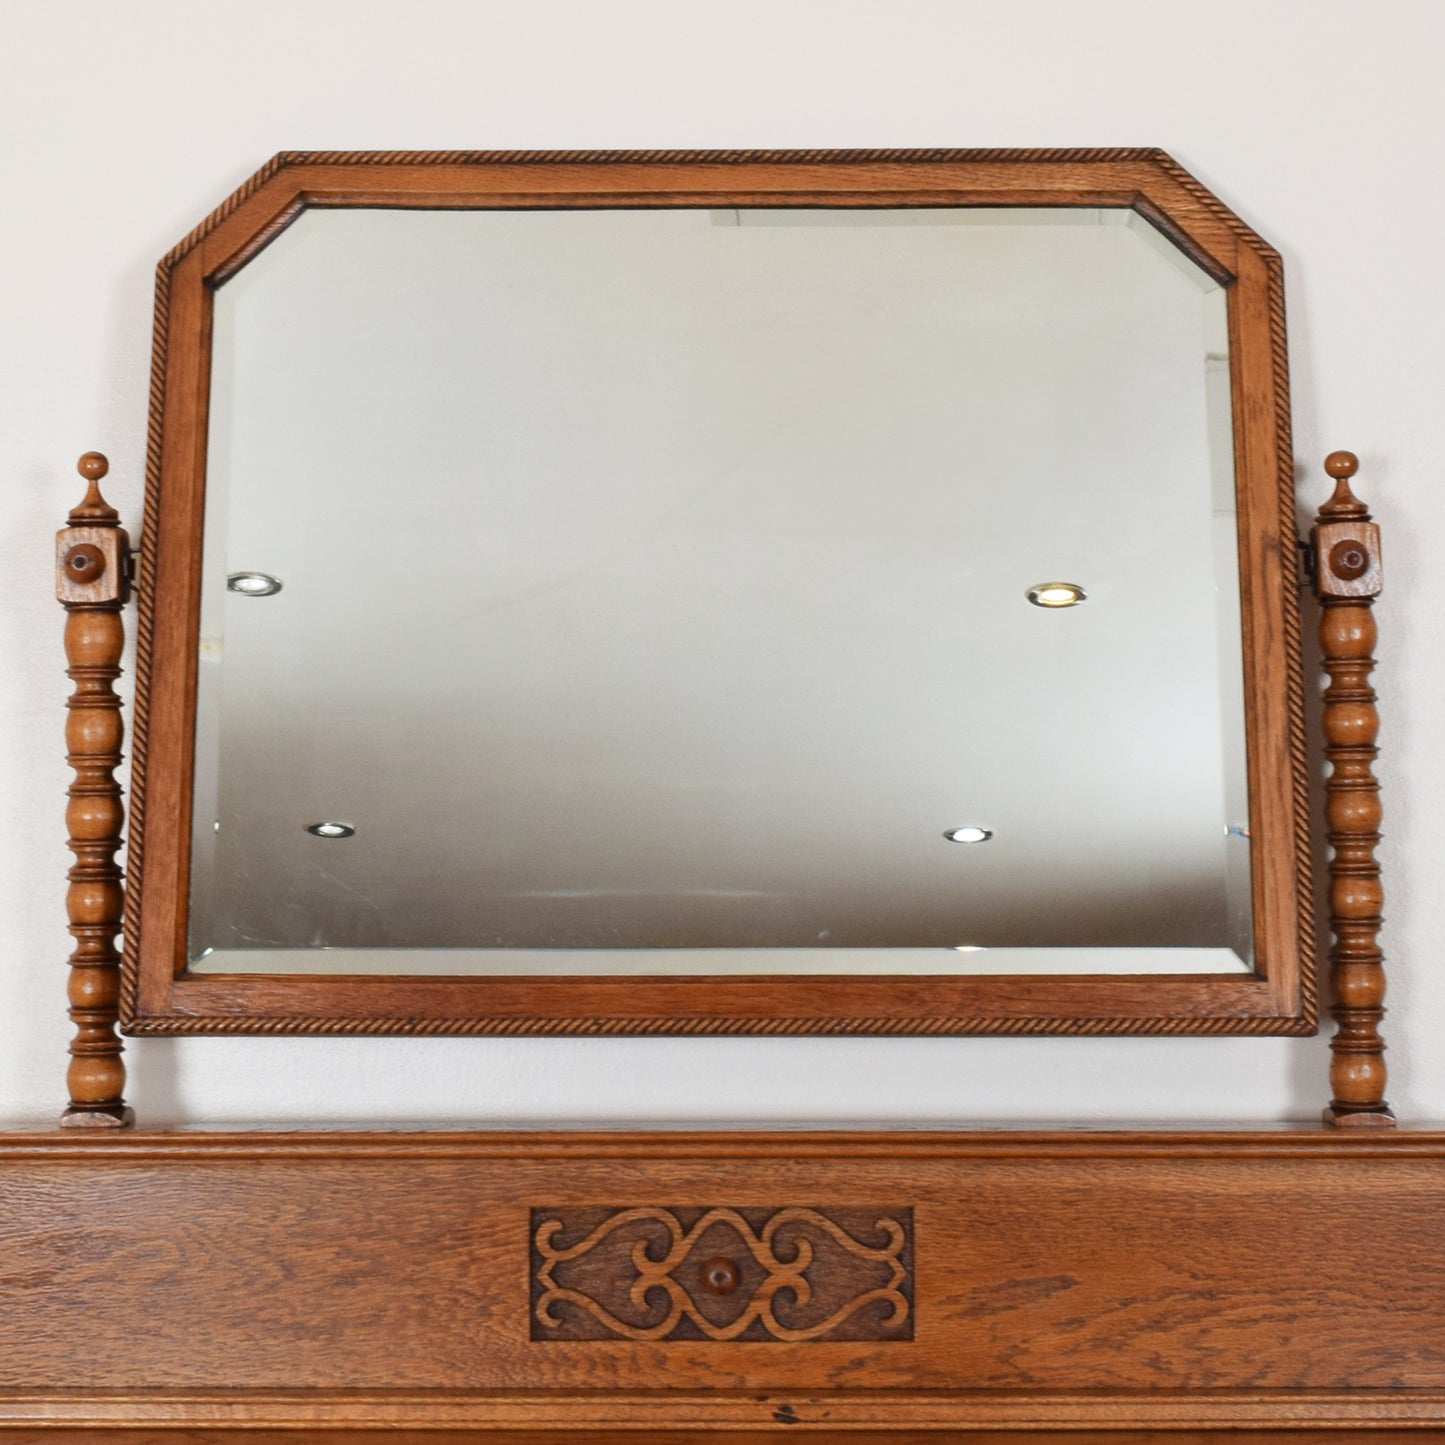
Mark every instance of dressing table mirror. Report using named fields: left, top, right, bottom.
left=72, top=151, right=1339, bottom=1050
left=17, top=151, right=1429, bottom=1442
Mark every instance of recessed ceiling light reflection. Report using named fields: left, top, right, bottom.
left=227, top=571, right=283, bottom=596
left=944, top=826, right=993, bottom=844
left=306, top=821, right=356, bottom=839
left=953, top=945, right=986, bottom=953
left=1027, top=581, right=1086, bottom=608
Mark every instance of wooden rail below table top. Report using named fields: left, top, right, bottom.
left=4, top=1125, right=1445, bottom=1158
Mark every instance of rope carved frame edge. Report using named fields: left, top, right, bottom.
left=120, top=148, right=1312, bottom=1037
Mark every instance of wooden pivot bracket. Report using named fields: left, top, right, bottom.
left=56, top=451, right=134, bottom=1128
left=1313, top=451, right=1393, bottom=1127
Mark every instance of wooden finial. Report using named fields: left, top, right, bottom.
left=1320, top=450, right=1368, bottom=521
left=1311, top=452, right=1392, bottom=1128
left=69, top=451, right=119, bottom=527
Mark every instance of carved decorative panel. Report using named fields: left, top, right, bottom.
left=530, top=1205, right=914, bottom=1342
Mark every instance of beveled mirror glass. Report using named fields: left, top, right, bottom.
left=127, top=150, right=1313, bottom=1036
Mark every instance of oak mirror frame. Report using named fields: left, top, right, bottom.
left=122, top=148, right=1314, bottom=1039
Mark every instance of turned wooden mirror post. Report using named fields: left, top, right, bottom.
left=55, top=451, right=134, bottom=1128
left=1314, top=450, right=1393, bottom=1127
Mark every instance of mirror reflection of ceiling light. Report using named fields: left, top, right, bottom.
left=945, top=826, right=993, bottom=844
left=1027, top=581, right=1086, bottom=608
left=306, top=821, right=356, bottom=839
left=953, top=945, right=986, bottom=952
left=227, top=571, right=283, bottom=596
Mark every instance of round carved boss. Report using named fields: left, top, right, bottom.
left=63, top=543, right=106, bottom=582
left=699, top=1257, right=741, bottom=1295
left=1329, top=538, right=1372, bottom=581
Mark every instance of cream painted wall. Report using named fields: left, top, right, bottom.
left=2, top=0, right=1440, bottom=1126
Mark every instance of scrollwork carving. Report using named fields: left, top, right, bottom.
left=530, top=1205, right=913, bottom=1343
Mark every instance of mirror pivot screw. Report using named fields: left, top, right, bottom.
left=1329, top=539, right=1371, bottom=581
left=64, top=543, right=106, bottom=581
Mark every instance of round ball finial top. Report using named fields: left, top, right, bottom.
left=68, top=450, right=119, bottom=526
left=1324, top=451, right=1358, bottom=480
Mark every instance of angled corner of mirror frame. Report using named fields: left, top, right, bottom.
left=121, top=147, right=1315, bottom=1040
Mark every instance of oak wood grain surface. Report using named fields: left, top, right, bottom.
left=2, top=1131, right=1444, bottom=1432
left=12, top=1436, right=1445, bottom=1445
